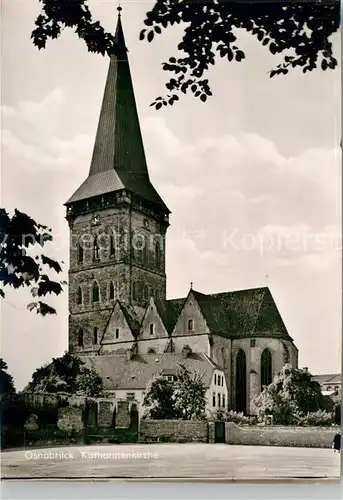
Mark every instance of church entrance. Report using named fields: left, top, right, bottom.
left=235, top=349, right=247, bottom=414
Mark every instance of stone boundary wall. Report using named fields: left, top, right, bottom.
left=225, top=422, right=339, bottom=448
left=140, top=420, right=208, bottom=443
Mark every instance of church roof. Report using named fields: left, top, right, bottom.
left=83, top=352, right=221, bottom=390
left=155, top=297, right=186, bottom=334
left=66, top=14, right=169, bottom=213
left=191, top=287, right=292, bottom=340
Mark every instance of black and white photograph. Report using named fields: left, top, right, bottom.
left=0, top=0, right=341, bottom=491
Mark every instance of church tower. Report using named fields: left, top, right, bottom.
left=65, top=10, right=170, bottom=354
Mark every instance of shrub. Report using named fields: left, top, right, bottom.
left=296, top=410, right=335, bottom=427
left=224, top=410, right=251, bottom=425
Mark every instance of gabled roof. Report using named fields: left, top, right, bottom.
left=65, top=14, right=169, bottom=213
left=83, top=352, right=220, bottom=390
left=190, top=287, right=292, bottom=340
left=155, top=297, right=185, bottom=334
left=120, top=303, right=141, bottom=337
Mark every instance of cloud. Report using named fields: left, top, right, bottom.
left=1, top=89, right=93, bottom=172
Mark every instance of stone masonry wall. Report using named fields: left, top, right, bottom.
left=225, top=422, right=339, bottom=448
left=57, top=407, right=84, bottom=433
left=97, top=400, right=115, bottom=428
left=140, top=420, right=208, bottom=443
left=116, top=401, right=131, bottom=428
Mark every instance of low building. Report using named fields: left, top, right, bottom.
left=83, top=350, right=227, bottom=418
left=312, top=373, right=341, bottom=401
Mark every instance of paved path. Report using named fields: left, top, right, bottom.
left=1, top=444, right=340, bottom=480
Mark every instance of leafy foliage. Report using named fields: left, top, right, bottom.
left=0, top=209, right=65, bottom=315
left=143, top=364, right=207, bottom=420
left=25, top=352, right=103, bottom=397
left=223, top=410, right=252, bottom=425
left=142, top=376, right=177, bottom=419
left=31, top=0, right=119, bottom=56
left=31, top=1, right=340, bottom=109
left=0, top=358, right=15, bottom=396
left=252, top=364, right=335, bottom=425
left=296, top=409, right=335, bottom=427
left=173, top=363, right=207, bottom=420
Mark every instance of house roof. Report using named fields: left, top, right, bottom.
left=65, top=14, right=168, bottom=213
left=312, top=374, right=341, bottom=386
left=190, top=287, right=291, bottom=340
left=83, top=352, right=220, bottom=390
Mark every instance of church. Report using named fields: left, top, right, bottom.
left=64, top=12, right=298, bottom=417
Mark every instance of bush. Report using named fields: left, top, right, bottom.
left=296, top=410, right=335, bottom=427
left=224, top=410, right=252, bottom=425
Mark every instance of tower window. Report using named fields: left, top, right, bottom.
left=212, top=393, right=216, bottom=407
left=155, top=241, right=161, bottom=269
left=143, top=284, right=149, bottom=302
left=93, top=236, right=100, bottom=261
left=109, top=233, right=116, bottom=257
left=217, top=393, right=221, bottom=407
left=93, top=327, right=98, bottom=345
left=214, top=374, right=217, bottom=385
left=132, top=282, right=137, bottom=301
left=76, top=286, right=83, bottom=305
left=115, top=328, right=119, bottom=339
left=78, top=328, right=84, bottom=347
left=188, top=319, right=194, bottom=331
left=92, top=282, right=100, bottom=303
left=137, top=283, right=143, bottom=302
left=142, top=237, right=148, bottom=265
left=222, top=394, right=226, bottom=408
left=109, top=282, right=115, bottom=300
left=155, top=288, right=159, bottom=300
left=78, top=243, right=84, bottom=264
left=149, top=324, right=154, bottom=336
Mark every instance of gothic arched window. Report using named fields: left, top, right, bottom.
left=142, top=237, right=148, bottom=265
left=93, top=236, right=100, bottom=261
left=78, top=328, right=84, bottom=347
left=143, top=284, right=149, bottom=302
left=220, top=346, right=226, bottom=368
left=136, top=282, right=143, bottom=302
left=109, top=282, right=115, bottom=300
left=261, top=348, right=273, bottom=390
left=109, top=233, right=116, bottom=257
left=76, top=286, right=83, bottom=305
left=155, top=241, right=161, bottom=269
left=78, top=242, right=84, bottom=264
left=235, top=349, right=247, bottom=414
left=132, top=282, right=137, bottom=302
left=283, top=343, right=290, bottom=365
left=92, top=281, right=100, bottom=303
left=93, top=327, right=98, bottom=345
left=134, top=233, right=144, bottom=262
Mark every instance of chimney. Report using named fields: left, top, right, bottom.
left=181, top=345, right=192, bottom=359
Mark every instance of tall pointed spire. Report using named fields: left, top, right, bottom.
left=66, top=9, right=169, bottom=213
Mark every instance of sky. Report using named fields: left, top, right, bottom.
left=1, top=0, right=341, bottom=390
